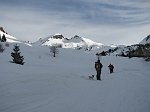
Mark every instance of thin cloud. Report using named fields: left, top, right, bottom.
left=0, top=0, right=150, bottom=45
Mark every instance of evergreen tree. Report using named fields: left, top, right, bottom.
left=11, top=44, right=24, bottom=65
left=1, top=34, right=7, bottom=42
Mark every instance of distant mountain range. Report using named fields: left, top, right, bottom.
left=0, top=26, right=150, bottom=54
left=0, top=27, right=106, bottom=51
left=34, top=34, right=104, bottom=50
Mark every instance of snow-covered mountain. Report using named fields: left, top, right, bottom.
left=34, top=34, right=104, bottom=50
left=0, top=27, right=31, bottom=46
left=1, top=26, right=149, bottom=56
left=139, top=35, right=150, bottom=45
left=106, top=35, right=150, bottom=56
left=0, top=28, right=18, bottom=43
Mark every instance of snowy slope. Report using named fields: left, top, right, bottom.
left=0, top=30, right=32, bottom=46
left=111, top=45, right=138, bottom=56
left=0, top=43, right=150, bottom=112
left=140, top=35, right=150, bottom=45
left=34, top=34, right=104, bottom=50
left=105, top=35, right=150, bottom=56
left=0, top=30, right=18, bottom=43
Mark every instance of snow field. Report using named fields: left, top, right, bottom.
left=0, top=44, right=150, bottom=112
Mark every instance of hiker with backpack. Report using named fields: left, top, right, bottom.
left=95, top=59, right=103, bottom=80
left=108, top=64, right=114, bottom=73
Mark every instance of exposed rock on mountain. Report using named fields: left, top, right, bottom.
left=0, top=27, right=6, bottom=33
left=140, top=35, right=150, bottom=45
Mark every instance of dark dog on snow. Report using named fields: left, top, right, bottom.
left=89, top=75, right=94, bottom=80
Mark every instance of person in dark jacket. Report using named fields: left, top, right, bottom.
left=108, top=64, right=114, bottom=73
left=95, top=59, right=103, bottom=80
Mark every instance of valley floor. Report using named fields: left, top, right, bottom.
left=0, top=47, right=150, bottom=112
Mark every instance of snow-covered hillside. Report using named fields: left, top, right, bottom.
left=0, top=30, right=18, bottom=43
left=110, top=35, right=150, bottom=56
left=0, top=42, right=150, bottom=112
left=34, top=34, right=104, bottom=50
left=0, top=30, right=31, bottom=46
left=140, top=35, right=150, bottom=45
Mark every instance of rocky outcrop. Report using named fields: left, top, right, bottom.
left=0, top=27, right=6, bottom=33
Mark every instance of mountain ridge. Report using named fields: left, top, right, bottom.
left=0, top=26, right=150, bottom=54
left=34, top=34, right=104, bottom=50
left=140, top=35, right=150, bottom=45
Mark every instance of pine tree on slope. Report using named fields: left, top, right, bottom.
left=1, top=34, right=7, bottom=42
left=11, top=44, right=24, bottom=65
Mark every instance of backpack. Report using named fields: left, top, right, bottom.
left=95, top=62, right=100, bottom=70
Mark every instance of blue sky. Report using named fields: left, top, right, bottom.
left=0, top=0, right=150, bottom=45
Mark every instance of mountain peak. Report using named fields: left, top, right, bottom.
left=69, top=35, right=83, bottom=43
left=34, top=34, right=104, bottom=50
left=140, top=35, right=150, bottom=45
left=52, top=34, right=64, bottom=39
left=145, top=35, right=150, bottom=41
left=73, top=35, right=81, bottom=39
